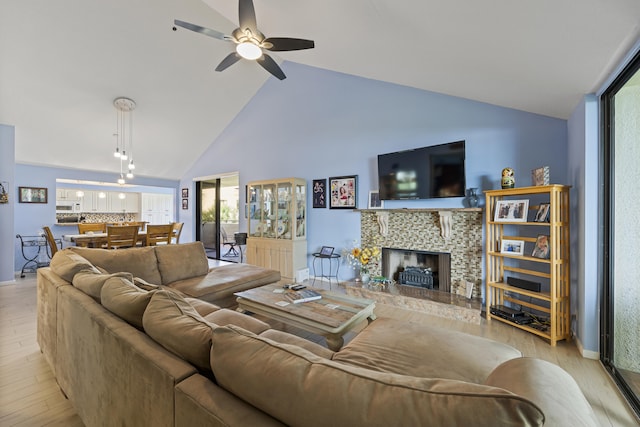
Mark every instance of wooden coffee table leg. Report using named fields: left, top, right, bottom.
left=325, top=334, right=344, bottom=351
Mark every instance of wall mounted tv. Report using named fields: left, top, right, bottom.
left=378, top=140, right=466, bottom=200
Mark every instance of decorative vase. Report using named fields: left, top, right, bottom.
left=501, top=168, right=515, bottom=189
left=467, top=188, right=479, bottom=207
left=360, top=273, right=371, bottom=284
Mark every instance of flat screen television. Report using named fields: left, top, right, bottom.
left=378, top=140, right=466, bottom=200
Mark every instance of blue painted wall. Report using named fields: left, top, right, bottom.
left=179, top=61, right=568, bottom=280
left=0, top=124, right=16, bottom=283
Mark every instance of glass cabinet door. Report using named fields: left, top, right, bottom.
left=248, top=184, right=262, bottom=237
left=277, top=182, right=292, bottom=239
left=295, top=182, right=306, bottom=238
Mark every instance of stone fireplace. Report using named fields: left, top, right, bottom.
left=359, top=208, right=483, bottom=299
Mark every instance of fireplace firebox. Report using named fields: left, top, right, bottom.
left=382, top=247, right=451, bottom=292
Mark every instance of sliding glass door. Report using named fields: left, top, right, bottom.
left=601, top=50, right=640, bottom=417
left=195, top=174, right=240, bottom=261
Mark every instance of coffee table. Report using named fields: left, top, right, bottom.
left=235, top=283, right=376, bottom=351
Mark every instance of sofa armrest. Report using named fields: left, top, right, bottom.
left=484, top=357, right=599, bottom=427
left=175, top=374, right=286, bottom=427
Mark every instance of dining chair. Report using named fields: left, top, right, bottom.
left=77, top=222, right=106, bottom=234
left=145, top=224, right=173, bottom=246
left=42, top=226, right=61, bottom=257
left=171, top=222, right=184, bottom=244
left=124, top=221, right=147, bottom=232
left=105, top=225, right=139, bottom=249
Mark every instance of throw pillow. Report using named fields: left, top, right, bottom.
left=50, top=249, right=100, bottom=282
left=210, top=325, right=544, bottom=427
left=101, top=276, right=156, bottom=329
left=72, top=269, right=133, bottom=302
left=143, top=290, right=215, bottom=373
left=154, top=242, right=209, bottom=284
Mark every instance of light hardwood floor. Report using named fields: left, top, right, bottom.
left=1, top=275, right=638, bottom=426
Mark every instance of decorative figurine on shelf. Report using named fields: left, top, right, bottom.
left=501, top=167, right=515, bottom=189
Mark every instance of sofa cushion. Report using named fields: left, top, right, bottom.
left=185, top=298, right=221, bottom=317
left=259, top=329, right=335, bottom=359
left=50, top=249, right=100, bottom=282
left=333, top=317, right=522, bottom=383
left=101, top=276, right=156, bottom=329
left=210, top=325, right=544, bottom=427
left=69, top=246, right=163, bottom=284
left=168, top=263, right=281, bottom=305
left=154, top=242, right=209, bottom=284
left=484, top=358, right=600, bottom=427
left=143, top=290, right=215, bottom=373
left=204, top=309, right=270, bottom=335
left=72, top=269, right=133, bottom=302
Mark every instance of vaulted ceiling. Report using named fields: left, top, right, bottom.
left=1, top=0, right=639, bottom=180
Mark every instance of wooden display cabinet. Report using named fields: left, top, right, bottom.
left=485, top=185, right=570, bottom=346
left=246, top=178, right=307, bottom=282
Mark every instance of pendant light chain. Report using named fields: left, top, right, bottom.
left=113, top=97, right=137, bottom=184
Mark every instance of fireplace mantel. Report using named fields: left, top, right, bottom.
left=359, top=208, right=483, bottom=298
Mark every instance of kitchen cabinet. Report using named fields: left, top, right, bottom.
left=141, top=193, right=174, bottom=224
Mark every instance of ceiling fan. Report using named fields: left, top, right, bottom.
left=173, top=0, right=314, bottom=80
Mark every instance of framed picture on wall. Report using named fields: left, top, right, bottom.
left=19, top=186, right=48, bottom=203
left=182, top=198, right=188, bottom=210
left=329, top=175, right=357, bottom=209
left=312, top=179, right=326, bottom=208
left=181, top=188, right=189, bottom=198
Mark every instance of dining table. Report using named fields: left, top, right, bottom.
left=62, top=232, right=147, bottom=248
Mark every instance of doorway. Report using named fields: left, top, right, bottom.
left=195, top=174, right=240, bottom=261
left=601, top=49, right=640, bottom=417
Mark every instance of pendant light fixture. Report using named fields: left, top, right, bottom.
left=113, top=97, right=137, bottom=184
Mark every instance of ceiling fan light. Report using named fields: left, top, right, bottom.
left=236, top=42, right=262, bottom=60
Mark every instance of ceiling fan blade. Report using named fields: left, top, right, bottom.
left=174, top=20, right=231, bottom=41
left=215, top=52, right=242, bottom=72
left=238, top=0, right=258, bottom=33
left=264, top=38, right=315, bottom=52
left=257, top=54, right=286, bottom=80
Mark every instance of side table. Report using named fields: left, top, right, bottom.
left=16, top=234, right=58, bottom=278
left=311, top=253, right=341, bottom=288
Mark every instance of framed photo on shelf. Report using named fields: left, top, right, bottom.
left=312, top=179, right=326, bottom=208
left=329, top=175, right=357, bottom=209
left=319, top=246, right=334, bottom=256
left=18, top=186, right=48, bottom=203
left=532, top=235, right=550, bottom=259
left=533, top=203, right=550, bottom=222
left=368, top=190, right=383, bottom=209
left=494, top=199, right=529, bottom=222
left=531, top=166, right=550, bottom=186
left=500, top=239, right=525, bottom=256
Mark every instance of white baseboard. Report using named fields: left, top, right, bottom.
left=573, top=331, right=600, bottom=360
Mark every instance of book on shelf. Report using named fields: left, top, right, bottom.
left=285, top=289, right=322, bottom=304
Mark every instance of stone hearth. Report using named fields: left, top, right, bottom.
left=359, top=208, right=483, bottom=298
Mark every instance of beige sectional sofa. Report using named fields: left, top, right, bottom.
left=37, top=242, right=599, bottom=426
